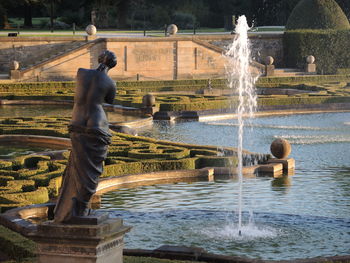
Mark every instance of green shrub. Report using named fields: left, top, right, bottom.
left=6, top=180, right=35, bottom=192
left=0, top=160, right=13, bottom=170
left=0, top=225, right=36, bottom=261
left=283, top=30, right=350, bottom=74
left=259, top=95, right=350, bottom=106
left=2, top=187, right=49, bottom=205
left=286, top=0, right=350, bottom=30
left=102, top=158, right=197, bottom=178
left=128, top=146, right=190, bottom=160
left=0, top=176, right=14, bottom=186
left=337, top=68, right=350, bottom=74
left=47, top=176, right=63, bottom=197
left=196, top=156, right=238, bottom=168
left=23, top=155, right=51, bottom=168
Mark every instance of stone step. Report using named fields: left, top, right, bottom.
left=19, top=41, right=86, bottom=71
left=274, top=72, right=305, bottom=77
left=0, top=74, right=9, bottom=79
left=273, top=68, right=305, bottom=77
left=275, top=68, right=300, bottom=73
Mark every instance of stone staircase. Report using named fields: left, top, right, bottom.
left=273, top=68, right=316, bottom=77
left=0, top=74, right=8, bottom=79
left=19, top=41, right=86, bottom=71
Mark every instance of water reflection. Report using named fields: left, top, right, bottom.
left=99, top=112, right=350, bottom=259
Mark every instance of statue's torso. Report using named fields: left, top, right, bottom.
left=70, top=68, right=116, bottom=133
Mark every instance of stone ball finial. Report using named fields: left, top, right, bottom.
left=270, top=138, right=291, bottom=159
left=167, top=24, right=178, bottom=35
left=10, top=60, right=19, bottom=70
left=142, top=94, right=156, bottom=107
left=306, top=55, right=315, bottom=64
left=86, top=24, right=97, bottom=35
left=265, top=56, right=274, bottom=65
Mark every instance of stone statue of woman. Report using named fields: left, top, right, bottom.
left=54, top=50, right=117, bottom=223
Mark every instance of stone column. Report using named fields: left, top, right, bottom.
left=30, top=215, right=131, bottom=263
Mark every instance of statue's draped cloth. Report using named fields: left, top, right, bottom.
left=54, top=124, right=111, bottom=223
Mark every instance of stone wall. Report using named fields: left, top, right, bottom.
left=0, top=34, right=283, bottom=81
left=210, top=34, right=284, bottom=67
left=106, top=37, right=227, bottom=81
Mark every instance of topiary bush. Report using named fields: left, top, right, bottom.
left=286, top=0, right=350, bottom=30
left=283, top=29, right=350, bottom=74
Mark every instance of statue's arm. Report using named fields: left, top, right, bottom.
left=105, top=83, right=116, bottom=104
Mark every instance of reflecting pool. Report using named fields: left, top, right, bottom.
left=0, top=142, right=51, bottom=159
left=101, top=112, right=350, bottom=260
left=0, top=104, right=141, bottom=123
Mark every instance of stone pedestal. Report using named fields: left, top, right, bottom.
left=258, top=163, right=283, bottom=176
left=141, top=105, right=159, bottom=116
left=305, top=63, right=316, bottom=73
left=31, top=216, right=131, bottom=263
left=265, top=65, right=275, bottom=76
left=267, top=158, right=295, bottom=172
left=10, top=70, right=21, bottom=80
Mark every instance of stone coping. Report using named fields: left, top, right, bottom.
left=154, top=102, right=350, bottom=121
left=0, top=99, right=73, bottom=105
left=0, top=134, right=71, bottom=148
left=0, top=33, right=282, bottom=43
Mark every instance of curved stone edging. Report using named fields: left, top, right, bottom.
left=0, top=134, right=71, bottom=148
left=96, top=168, right=214, bottom=194
left=154, top=102, right=350, bottom=121
left=0, top=99, right=73, bottom=105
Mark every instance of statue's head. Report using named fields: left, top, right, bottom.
left=98, top=50, right=117, bottom=70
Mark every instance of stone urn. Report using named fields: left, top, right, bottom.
left=10, top=60, right=20, bottom=70
left=86, top=24, right=97, bottom=35
left=142, top=94, right=156, bottom=107
left=270, top=138, right=291, bottom=159
left=265, top=56, right=274, bottom=65
left=306, top=55, right=315, bottom=64
left=167, top=24, right=178, bottom=35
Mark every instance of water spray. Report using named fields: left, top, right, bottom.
left=225, top=15, right=258, bottom=236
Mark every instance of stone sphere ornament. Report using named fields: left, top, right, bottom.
left=265, top=56, right=274, bottom=65
left=270, top=138, right=291, bottom=159
left=167, top=24, right=178, bottom=35
left=142, top=94, right=156, bottom=107
left=10, top=60, right=19, bottom=70
left=85, top=24, right=97, bottom=35
left=306, top=55, right=315, bottom=64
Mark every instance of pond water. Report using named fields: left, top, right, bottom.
left=0, top=104, right=140, bottom=123
left=0, top=143, right=52, bottom=159
left=101, top=112, right=350, bottom=260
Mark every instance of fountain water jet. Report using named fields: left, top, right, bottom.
left=224, top=15, right=258, bottom=235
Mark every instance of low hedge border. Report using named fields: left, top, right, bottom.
left=1, top=75, right=350, bottom=97
left=0, top=225, right=36, bottom=261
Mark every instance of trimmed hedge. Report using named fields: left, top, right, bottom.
left=102, top=158, right=197, bottom=178
left=285, top=0, right=350, bottom=30
left=0, top=225, right=36, bottom=261
left=284, top=30, right=350, bottom=74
